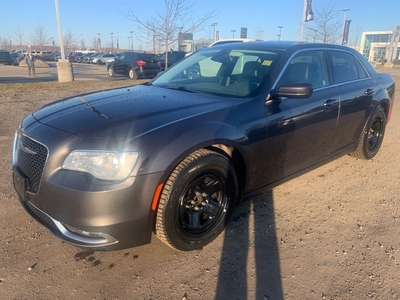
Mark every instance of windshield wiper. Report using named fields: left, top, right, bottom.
left=163, top=85, right=197, bottom=93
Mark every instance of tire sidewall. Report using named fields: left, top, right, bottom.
left=362, top=106, right=386, bottom=159
left=129, top=69, right=137, bottom=80
left=163, top=155, right=238, bottom=250
left=108, top=67, right=114, bottom=77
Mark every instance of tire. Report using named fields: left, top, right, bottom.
left=108, top=67, right=115, bottom=77
left=128, top=69, right=138, bottom=80
left=351, top=105, right=386, bottom=160
left=186, top=66, right=200, bottom=80
left=155, top=149, right=238, bottom=251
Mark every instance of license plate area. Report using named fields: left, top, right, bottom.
left=13, top=168, right=28, bottom=200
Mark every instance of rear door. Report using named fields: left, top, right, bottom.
left=112, top=52, right=129, bottom=75
left=327, top=50, right=374, bottom=153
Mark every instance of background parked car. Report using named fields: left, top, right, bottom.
left=84, top=53, right=100, bottom=64
left=158, top=50, right=187, bottom=70
left=107, top=52, right=161, bottom=79
left=75, top=53, right=94, bottom=63
left=0, top=50, right=15, bottom=65
left=92, top=53, right=117, bottom=65
left=10, top=50, right=24, bottom=63
left=42, top=52, right=60, bottom=61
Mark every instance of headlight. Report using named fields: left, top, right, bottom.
left=62, top=150, right=138, bottom=181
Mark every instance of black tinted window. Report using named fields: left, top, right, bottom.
left=138, top=54, right=159, bottom=61
left=329, top=51, right=359, bottom=83
left=278, top=50, right=329, bottom=89
left=355, top=58, right=369, bottom=79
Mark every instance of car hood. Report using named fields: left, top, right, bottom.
left=32, top=85, right=239, bottom=139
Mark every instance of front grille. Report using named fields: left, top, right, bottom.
left=16, top=134, right=48, bottom=193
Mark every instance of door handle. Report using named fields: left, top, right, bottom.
left=323, top=99, right=337, bottom=107
left=364, top=89, right=375, bottom=95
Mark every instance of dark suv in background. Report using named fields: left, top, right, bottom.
left=158, top=51, right=187, bottom=70
left=0, top=50, right=15, bottom=65
left=107, top=52, right=161, bottom=79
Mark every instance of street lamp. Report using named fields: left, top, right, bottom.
left=128, top=36, right=131, bottom=51
left=312, top=29, right=318, bottom=42
left=211, top=22, right=218, bottom=41
left=97, top=33, right=101, bottom=51
left=80, top=34, right=83, bottom=49
left=231, top=29, right=236, bottom=38
left=339, top=8, right=350, bottom=43
left=130, top=31, right=134, bottom=50
left=110, top=32, right=114, bottom=51
left=277, top=26, right=283, bottom=41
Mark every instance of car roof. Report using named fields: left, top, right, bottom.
left=209, top=38, right=263, bottom=47
left=208, top=41, right=360, bottom=52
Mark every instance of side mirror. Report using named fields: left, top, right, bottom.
left=273, top=83, right=313, bottom=98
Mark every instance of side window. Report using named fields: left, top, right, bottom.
left=278, top=50, right=329, bottom=89
left=329, top=51, right=359, bottom=83
left=118, top=53, right=126, bottom=61
left=355, top=58, right=369, bottom=79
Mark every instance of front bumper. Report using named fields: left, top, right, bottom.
left=13, top=165, right=162, bottom=251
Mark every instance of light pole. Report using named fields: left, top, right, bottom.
left=212, top=22, right=218, bottom=41
left=128, top=36, right=131, bottom=51
left=130, top=31, right=134, bottom=50
left=80, top=34, right=83, bottom=49
left=339, top=8, right=350, bottom=43
left=231, top=29, right=236, bottom=38
left=110, top=32, right=114, bottom=51
left=54, top=0, right=73, bottom=82
left=312, top=29, right=317, bottom=42
left=97, top=33, right=101, bottom=51
left=277, top=26, right=283, bottom=41
left=116, top=32, right=119, bottom=53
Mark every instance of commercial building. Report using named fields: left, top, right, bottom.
left=360, top=25, right=400, bottom=62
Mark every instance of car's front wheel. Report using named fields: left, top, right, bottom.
left=108, top=67, right=115, bottom=77
left=129, top=69, right=138, bottom=80
left=351, top=105, right=386, bottom=160
left=155, top=149, right=238, bottom=251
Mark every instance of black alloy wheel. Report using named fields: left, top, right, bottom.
left=155, top=149, right=238, bottom=251
left=352, top=105, right=386, bottom=160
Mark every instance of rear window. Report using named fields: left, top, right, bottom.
left=138, top=54, right=159, bottom=61
left=329, top=51, right=360, bottom=84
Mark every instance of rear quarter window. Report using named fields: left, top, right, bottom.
left=329, top=51, right=360, bottom=84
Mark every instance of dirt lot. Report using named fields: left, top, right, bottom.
left=0, top=69, right=399, bottom=300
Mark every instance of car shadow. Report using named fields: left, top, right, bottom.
left=215, top=190, right=284, bottom=299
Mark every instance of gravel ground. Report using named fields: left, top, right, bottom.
left=0, top=69, right=399, bottom=300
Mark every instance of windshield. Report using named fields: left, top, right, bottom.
left=152, top=46, right=282, bottom=98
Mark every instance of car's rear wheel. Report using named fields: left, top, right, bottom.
left=129, top=69, right=138, bottom=80
left=108, top=67, right=115, bottom=77
left=155, top=149, right=238, bottom=251
left=351, top=105, right=386, bottom=160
